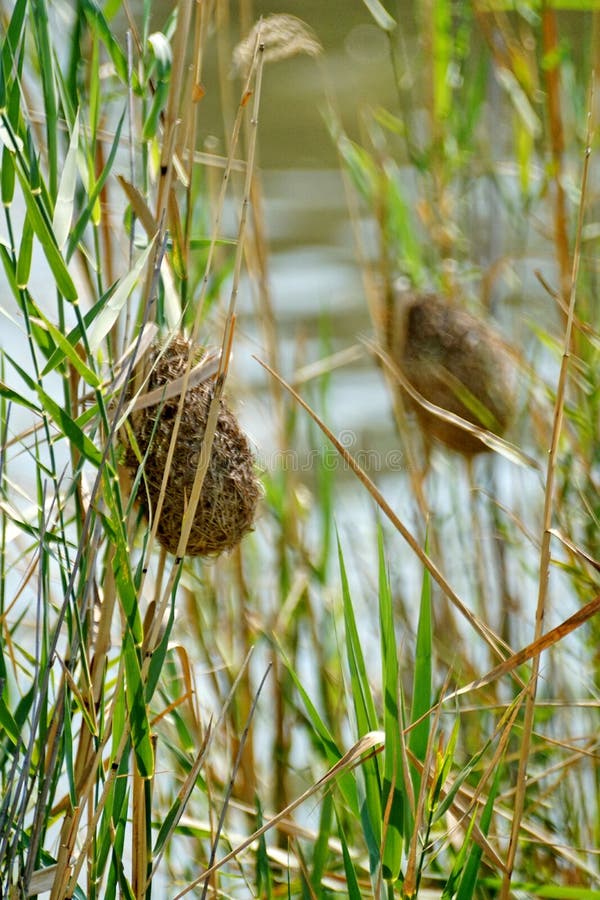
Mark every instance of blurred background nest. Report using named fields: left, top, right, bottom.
left=392, top=291, right=517, bottom=456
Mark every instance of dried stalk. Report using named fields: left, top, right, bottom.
left=500, top=108, right=593, bottom=900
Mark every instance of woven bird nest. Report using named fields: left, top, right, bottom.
left=123, top=335, right=261, bottom=557
left=394, top=292, right=516, bottom=455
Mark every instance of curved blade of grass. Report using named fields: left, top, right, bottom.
left=361, top=0, right=396, bottom=32
left=52, top=112, right=79, bottom=251
left=16, top=212, right=33, bottom=288
left=1, top=130, right=16, bottom=206
left=41, top=284, right=120, bottom=376
left=0, top=244, right=20, bottom=300
left=1, top=49, right=25, bottom=206
left=6, top=354, right=102, bottom=466
left=15, top=166, right=78, bottom=301
left=377, top=525, right=404, bottom=880
left=88, top=238, right=155, bottom=351
left=2, top=0, right=27, bottom=72
left=30, top=313, right=100, bottom=388
left=81, top=0, right=138, bottom=90
left=0, top=380, right=40, bottom=413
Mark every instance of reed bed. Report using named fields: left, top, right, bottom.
left=0, top=2, right=598, bottom=898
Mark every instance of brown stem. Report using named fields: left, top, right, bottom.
left=542, top=8, right=571, bottom=331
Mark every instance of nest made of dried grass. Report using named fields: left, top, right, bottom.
left=124, top=335, right=261, bottom=557
left=394, top=292, right=516, bottom=455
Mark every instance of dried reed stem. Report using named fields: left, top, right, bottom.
left=541, top=9, right=571, bottom=330
left=500, top=105, right=593, bottom=900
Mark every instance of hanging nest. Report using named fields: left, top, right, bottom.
left=123, top=335, right=261, bottom=557
left=393, top=292, right=516, bottom=456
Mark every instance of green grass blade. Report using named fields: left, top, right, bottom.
left=15, top=166, right=78, bottom=301
left=0, top=693, right=20, bottom=745
left=337, top=535, right=382, bottom=862
left=67, top=108, right=125, bottom=258
left=16, top=214, right=34, bottom=288
left=281, top=646, right=360, bottom=815
left=408, top=548, right=432, bottom=796
left=455, top=761, right=503, bottom=900
left=28, top=299, right=100, bottom=388
left=122, top=629, right=153, bottom=778
left=377, top=526, right=403, bottom=881
left=111, top=528, right=143, bottom=644
left=311, top=789, right=333, bottom=893
left=5, top=354, right=103, bottom=466
left=2, top=0, right=28, bottom=73
left=1, top=144, right=16, bottom=206
left=432, top=0, right=452, bottom=121
left=63, top=690, right=77, bottom=807
left=432, top=727, right=493, bottom=824
left=442, top=812, right=476, bottom=900
left=255, top=797, right=273, bottom=900
left=40, top=285, right=119, bottom=376
left=30, top=0, right=58, bottom=196
left=88, top=238, right=155, bottom=351
left=81, top=0, right=138, bottom=91
left=335, top=804, right=363, bottom=900
left=1, top=69, right=24, bottom=206
left=429, top=718, right=459, bottom=815
left=0, top=242, right=20, bottom=301
left=52, top=112, right=79, bottom=251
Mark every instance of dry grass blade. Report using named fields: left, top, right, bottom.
left=292, top=345, right=364, bottom=386
left=446, top=592, right=600, bottom=701
left=155, top=0, right=192, bottom=216
left=118, top=175, right=159, bottom=238
left=174, top=731, right=386, bottom=897
left=501, top=97, right=594, bottom=898
left=548, top=528, right=600, bottom=572
left=254, top=355, right=516, bottom=663
left=363, top=337, right=539, bottom=471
